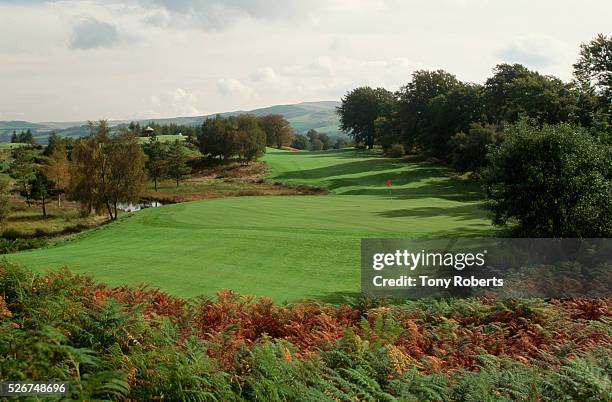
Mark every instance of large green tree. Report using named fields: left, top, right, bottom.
left=235, top=114, right=266, bottom=161
left=397, top=70, right=483, bottom=157
left=573, top=34, right=612, bottom=104
left=337, top=86, right=396, bottom=149
left=199, top=115, right=266, bottom=162
left=484, top=64, right=579, bottom=125
left=198, top=115, right=237, bottom=160
left=483, top=119, right=612, bottom=237
left=449, top=123, right=502, bottom=173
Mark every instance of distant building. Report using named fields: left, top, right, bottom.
left=144, top=126, right=155, bottom=136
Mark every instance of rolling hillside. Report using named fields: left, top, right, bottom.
left=0, top=101, right=342, bottom=143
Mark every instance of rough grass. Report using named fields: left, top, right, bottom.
left=1, top=199, right=102, bottom=239
left=8, top=148, right=492, bottom=302
left=141, top=160, right=324, bottom=203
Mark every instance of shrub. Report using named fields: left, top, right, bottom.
left=0, top=237, right=47, bottom=254
left=310, top=138, right=324, bottom=151
left=291, top=134, right=309, bottom=150
left=385, top=143, right=405, bottom=158
left=334, top=137, right=351, bottom=149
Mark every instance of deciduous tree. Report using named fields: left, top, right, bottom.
left=69, top=121, right=146, bottom=220
left=235, top=115, right=266, bottom=161
left=573, top=33, right=612, bottom=104
left=449, top=123, right=502, bottom=173
left=258, top=114, right=294, bottom=148
left=484, top=64, right=579, bottom=125
left=44, top=148, right=70, bottom=207
left=337, top=86, right=396, bottom=149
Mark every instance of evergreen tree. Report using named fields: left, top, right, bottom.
left=165, top=140, right=190, bottom=187
left=144, top=135, right=166, bottom=191
left=9, top=147, right=36, bottom=207
left=30, top=170, right=54, bottom=218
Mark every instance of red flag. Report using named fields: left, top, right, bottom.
left=386, top=179, right=391, bottom=187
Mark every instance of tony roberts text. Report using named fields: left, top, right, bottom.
left=372, top=275, right=504, bottom=289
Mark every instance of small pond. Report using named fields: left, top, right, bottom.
left=116, top=201, right=163, bottom=213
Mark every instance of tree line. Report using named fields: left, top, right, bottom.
left=196, top=112, right=350, bottom=158
left=1, top=122, right=191, bottom=222
left=1, top=112, right=316, bottom=222
left=290, top=129, right=352, bottom=151
left=338, top=34, right=610, bottom=161
left=10, top=129, right=36, bottom=145
left=337, top=34, right=612, bottom=237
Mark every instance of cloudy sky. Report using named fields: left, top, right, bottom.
left=0, top=0, right=610, bottom=122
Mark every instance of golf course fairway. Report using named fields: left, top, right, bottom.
left=8, top=149, right=492, bottom=302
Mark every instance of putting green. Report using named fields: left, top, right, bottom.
left=8, top=149, right=492, bottom=302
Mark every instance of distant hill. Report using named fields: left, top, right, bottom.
left=0, top=101, right=342, bottom=143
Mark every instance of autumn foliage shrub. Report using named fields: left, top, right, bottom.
left=0, top=262, right=610, bottom=401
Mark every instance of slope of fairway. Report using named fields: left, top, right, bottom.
left=9, top=149, right=492, bottom=302
left=263, top=148, right=484, bottom=200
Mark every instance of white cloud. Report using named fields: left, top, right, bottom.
left=497, top=36, right=565, bottom=69
left=216, top=78, right=255, bottom=98
left=138, top=88, right=202, bottom=118
left=70, top=17, right=120, bottom=50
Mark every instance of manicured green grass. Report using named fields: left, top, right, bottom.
left=8, top=148, right=492, bottom=302
left=263, top=148, right=483, bottom=199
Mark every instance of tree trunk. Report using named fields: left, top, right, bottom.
left=23, top=184, right=31, bottom=207
left=57, top=193, right=61, bottom=208
left=154, top=176, right=158, bottom=191
left=176, top=176, right=179, bottom=187
left=113, top=201, right=118, bottom=221
left=41, top=196, right=47, bottom=218
left=105, top=201, right=114, bottom=221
